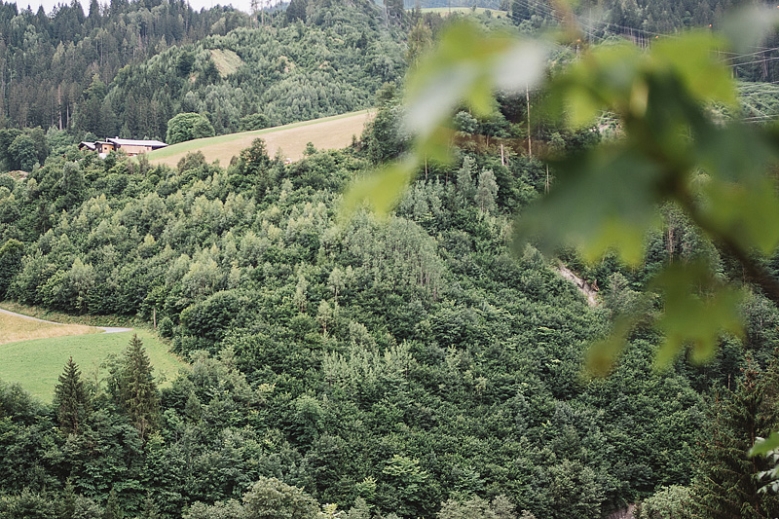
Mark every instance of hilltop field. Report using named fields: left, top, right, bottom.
left=146, top=110, right=372, bottom=168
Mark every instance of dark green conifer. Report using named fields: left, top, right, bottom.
left=104, top=487, right=123, bottom=519
left=53, top=356, right=90, bottom=435
left=691, top=357, right=779, bottom=519
left=120, top=334, right=160, bottom=441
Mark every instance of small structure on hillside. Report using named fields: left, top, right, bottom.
left=79, top=137, right=168, bottom=157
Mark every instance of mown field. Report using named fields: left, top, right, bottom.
left=0, top=309, right=99, bottom=345
left=146, top=110, right=372, bottom=168
left=0, top=325, right=186, bottom=401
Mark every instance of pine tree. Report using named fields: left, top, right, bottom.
left=53, top=356, right=90, bottom=435
left=691, top=357, right=779, bottom=519
left=120, top=334, right=160, bottom=441
left=104, top=487, right=123, bottom=519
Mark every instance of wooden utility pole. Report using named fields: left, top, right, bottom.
left=545, top=165, right=550, bottom=193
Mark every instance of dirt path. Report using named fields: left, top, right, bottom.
left=557, top=262, right=599, bottom=307
left=0, top=307, right=132, bottom=333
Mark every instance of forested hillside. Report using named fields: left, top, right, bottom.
left=0, top=0, right=253, bottom=131
left=2, top=82, right=779, bottom=518
left=3, top=2, right=779, bottom=519
left=0, top=0, right=404, bottom=144
left=106, top=0, right=404, bottom=138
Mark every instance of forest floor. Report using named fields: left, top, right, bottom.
left=146, top=110, right=373, bottom=168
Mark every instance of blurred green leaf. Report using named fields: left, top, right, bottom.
left=694, top=125, right=772, bottom=184
left=650, top=32, right=737, bottom=107
left=340, top=159, right=417, bottom=221
left=518, top=146, right=663, bottom=266
left=651, top=262, right=744, bottom=369
left=750, top=432, right=779, bottom=457
left=566, top=85, right=602, bottom=128
left=701, top=178, right=779, bottom=255
left=405, top=21, right=547, bottom=140
left=417, top=126, right=457, bottom=165
left=721, top=6, right=779, bottom=54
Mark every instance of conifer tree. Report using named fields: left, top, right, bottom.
left=120, top=334, right=160, bottom=441
left=104, top=487, right=123, bottom=519
left=691, top=357, right=779, bottom=519
left=53, top=356, right=90, bottom=435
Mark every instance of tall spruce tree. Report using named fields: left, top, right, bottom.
left=120, top=334, right=160, bottom=441
left=691, top=357, right=779, bottom=519
left=53, top=357, right=90, bottom=435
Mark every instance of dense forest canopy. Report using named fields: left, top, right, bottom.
left=3, top=1, right=779, bottom=519
left=0, top=0, right=404, bottom=142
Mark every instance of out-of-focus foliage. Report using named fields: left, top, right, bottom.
left=345, top=11, right=779, bottom=377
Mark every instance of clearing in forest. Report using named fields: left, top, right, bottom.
left=0, top=308, right=99, bottom=345
left=146, top=110, right=372, bottom=168
left=209, top=49, right=244, bottom=77
left=0, top=312, right=185, bottom=401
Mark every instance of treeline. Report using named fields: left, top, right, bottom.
left=0, top=0, right=253, bottom=132
left=0, top=0, right=405, bottom=142
left=105, top=0, right=405, bottom=139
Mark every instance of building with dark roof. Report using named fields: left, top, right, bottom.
left=79, top=138, right=168, bottom=157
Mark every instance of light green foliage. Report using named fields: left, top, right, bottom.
left=242, top=477, right=320, bottom=519
left=455, top=156, right=476, bottom=200
left=184, top=500, right=244, bottom=519
left=381, top=455, right=433, bottom=518
left=437, top=495, right=516, bottom=519
left=475, top=168, right=498, bottom=213
left=637, top=486, right=692, bottom=519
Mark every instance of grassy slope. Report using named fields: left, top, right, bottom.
left=0, top=310, right=100, bottom=345
left=1, top=301, right=137, bottom=327
left=0, top=329, right=187, bottom=401
left=146, top=110, right=372, bottom=168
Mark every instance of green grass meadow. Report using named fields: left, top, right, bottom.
left=0, top=329, right=187, bottom=402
